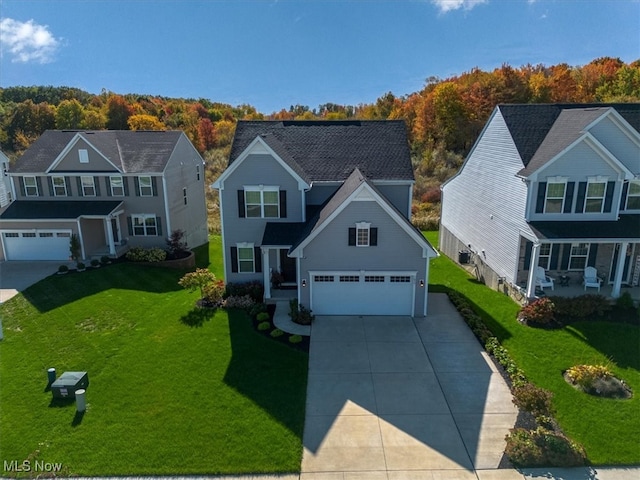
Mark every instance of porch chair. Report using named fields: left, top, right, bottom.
left=583, top=266, right=601, bottom=292
left=535, top=266, right=555, bottom=291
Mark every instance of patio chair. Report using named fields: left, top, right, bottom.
left=535, top=266, right=554, bottom=291
left=583, top=266, right=601, bottom=292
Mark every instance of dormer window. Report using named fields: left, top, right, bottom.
left=584, top=179, right=607, bottom=213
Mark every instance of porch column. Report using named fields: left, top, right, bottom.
left=526, top=242, right=541, bottom=299
left=105, top=217, right=116, bottom=256
left=262, top=248, right=271, bottom=299
left=611, top=242, right=629, bottom=298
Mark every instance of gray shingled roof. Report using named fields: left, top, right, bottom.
left=229, top=120, right=414, bottom=182
left=12, top=130, right=184, bottom=174
left=498, top=103, right=640, bottom=175
left=529, top=214, right=640, bottom=240
left=0, top=200, right=123, bottom=219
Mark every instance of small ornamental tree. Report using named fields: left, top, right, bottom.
left=178, top=268, right=217, bottom=299
left=166, top=229, right=189, bottom=259
left=69, top=234, right=81, bottom=262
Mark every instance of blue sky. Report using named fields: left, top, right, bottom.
left=1, top=0, right=638, bottom=113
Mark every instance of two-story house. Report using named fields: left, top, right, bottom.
left=213, top=120, right=437, bottom=316
left=440, top=104, right=640, bottom=300
left=0, top=130, right=208, bottom=261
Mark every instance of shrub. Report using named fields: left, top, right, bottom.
left=518, top=297, right=556, bottom=327
left=566, top=364, right=611, bottom=389
left=57, top=264, right=69, bottom=273
left=270, top=328, right=284, bottom=338
left=224, top=281, right=264, bottom=303
left=505, top=427, right=587, bottom=467
left=126, top=246, right=167, bottom=262
left=289, top=298, right=299, bottom=323
left=76, top=262, right=85, bottom=270
left=485, top=337, right=527, bottom=388
left=257, top=321, right=271, bottom=331
left=447, top=292, right=493, bottom=344
left=100, top=255, right=110, bottom=265
left=166, top=229, right=189, bottom=259
left=90, top=259, right=100, bottom=267
left=289, top=334, right=302, bottom=344
left=249, top=302, right=268, bottom=318
left=616, top=291, right=635, bottom=310
left=256, top=312, right=270, bottom=322
left=223, top=295, right=255, bottom=310
left=289, top=298, right=314, bottom=325
left=179, top=268, right=217, bottom=299
left=512, top=383, right=555, bottom=417
left=202, top=279, right=225, bottom=305
left=550, top=294, right=610, bottom=323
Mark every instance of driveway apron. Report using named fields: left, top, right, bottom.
left=301, top=292, right=518, bottom=478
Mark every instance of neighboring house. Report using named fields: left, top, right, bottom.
left=213, top=120, right=438, bottom=316
left=440, top=104, right=640, bottom=299
left=0, top=130, right=208, bottom=261
left=0, top=151, right=13, bottom=209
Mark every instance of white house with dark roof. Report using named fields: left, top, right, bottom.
left=213, top=120, right=438, bottom=316
left=440, top=104, right=640, bottom=300
left=0, top=130, right=208, bottom=261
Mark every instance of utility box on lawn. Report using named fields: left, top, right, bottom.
left=51, top=371, right=89, bottom=399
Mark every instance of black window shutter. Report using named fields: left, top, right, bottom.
left=231, top=247, right=238, bottom=273
left=47, top=177, right=54, bottom=196
left=550, top=244, right=561, bottom=270
left=19, top=177, right=26, bottom=196
left=156, top=216, right=162, bottom=236
left=620, top=182, right=629, bottom=210
left=254, top=247, right=262, bottom=273
left=152, top=176, right=158, bottom=196
left=237, top=190, right=245, bottom=218
left=563, top=182, right=575, bottom=213
left=77, top=177, right=84, bottom=197
left=94, top=176, right=101, bottom=196
left=370, top=227, right=378, bottom=246
left=36, top=177, right=42, bottom=196
left=587, top=244, right=598, bottom=267
left=348, top=227, right=356, bottom=246
left=279, top=190, right=287, bottom=218
left=127, top=216, right=133, bottom=236
left=575, top=182, right=587, bottom=213
left=65, top=177, right=72, bottom=196
left=123, top=176, right=130, bottom=196
left=603, top=181, right=615, bottom=213
left=560, top=244, right=571, bottom=270
left=523, top=241, right=532, bottom=270
left=535, top=182, right=547, bottom=213
left=105, top=176, right=112, bottom=196
left=134, top=176, right=140, bottom=196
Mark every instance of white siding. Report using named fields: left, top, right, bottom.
left=440, top=110, right=531, bottom=284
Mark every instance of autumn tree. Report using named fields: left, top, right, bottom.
left=106, top=94, right=132, bottom=130
left=55, top=99, right=85, bottom=129
left=127, top=114, right=166, bottom=131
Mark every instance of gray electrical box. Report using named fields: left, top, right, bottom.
left=51, top=371, right=89, bottom=399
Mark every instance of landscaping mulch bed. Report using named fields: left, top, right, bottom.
left=563, top=372, right=633, bottom=399
left=251, top=304, right=310, bottom=353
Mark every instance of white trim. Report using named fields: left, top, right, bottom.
left=584, top=108, right=640, bottom=149
left=51, top=175, right=68, bottom=197
left=47, top=133, right=122, bottom=173
left=236, top=242, right=255, bottom=274
left=138, top=175, right=154, bottom=197
left=161, top=175, right=171, bottom=236
left=80, top=175, right=96, bottom=197
left=218, top=188, right=228, bottom=281
left=109, top=175, right=125, bottom=197
left=23, top=175, right=39, bottom=197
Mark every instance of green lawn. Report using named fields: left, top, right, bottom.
left=425, top=231, right=640, bottom=465
left=0, top=237, right=308, bottom=476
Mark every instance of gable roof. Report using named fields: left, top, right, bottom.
left=498, top=103, right=640, bottom=173
left=229, top=120, right=414, bottom=182
left=12, top=130, right=184, bottom=174
left=289, top=168, right=436, bottom=258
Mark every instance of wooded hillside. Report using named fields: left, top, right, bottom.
left=1, top=57, right=638, bottom=231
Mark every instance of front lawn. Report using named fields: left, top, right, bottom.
left=0, top=238, right=308, bottom=476
left=425, top=231, right=640, bottom=465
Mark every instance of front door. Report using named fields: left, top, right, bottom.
left=609, top=243, right=634, bottom=284
left=279, top=249, right=297, bottom=284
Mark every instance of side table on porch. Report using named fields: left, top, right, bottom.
left=559, top=275, right=570, bottom=287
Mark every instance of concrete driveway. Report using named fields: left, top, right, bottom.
left=301, top=293, right=518, bottom=478
left=0, top=261, right=69, bottom=303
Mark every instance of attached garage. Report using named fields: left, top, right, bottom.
left=2, top=230, right=71, bottom=260
left=310, top=271, right=416, bottom=316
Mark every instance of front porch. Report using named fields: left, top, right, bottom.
left=525, top=279, right=640, bottom=302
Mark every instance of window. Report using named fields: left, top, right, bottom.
left=39, top=232, right=54, bottom=237
left=110, top=176, right=124, bottom=196
left=4, top=232, right=19, bottom=238
left=545, top=182, right=565, bottom=213
left=538, top=243, right=551, bottom=270
left=626, top=181, right=640, bottom=210
left=314, top=275, right=334, bottom=282
left=22, top=232, right=36, bottom=238
left=584, top=181, right=606, bottom=213
left=196, top=165, right=201, bottom=181
left=356, top=222, right=370, bottom=247
left=138, top=176, right=153, bottom=196
left=390, top=276, right=411, bottom=283
left=23, top=176, right=38, bottom=197
left=81, top=176, right=96, bottom=196
left=132, top=214, right=158, bottom=236
left=244, top=186, right=280, bottom=218
left=339, top=275, right=360, bottom=282
left=56, top=232, right=71, bottom=237
left=365, top=275, right=385, bottom=282
left=78, top=149, right=89, bottom=163
left=237, top=245, right=255, bottom=273
left=52, top=176, right=67, bottom=196
left=183, top=187, right=187, bottom=205
left=569, top=243, right=590, bottom=270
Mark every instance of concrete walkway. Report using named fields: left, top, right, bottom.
left=273, top=300, right=312, bottom=336
left=301, top=293, right=518, bottom=477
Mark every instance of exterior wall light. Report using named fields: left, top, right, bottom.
left=419, top=279, right=425, bottom=287
left=302, top=279, right=307, bottom=287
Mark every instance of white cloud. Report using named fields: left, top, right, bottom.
left=431, top=0, right=488, bottom=13
left=0, top=18, right=61, bottom=64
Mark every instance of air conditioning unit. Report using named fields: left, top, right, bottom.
left=51, top=371, right=89, bottom=399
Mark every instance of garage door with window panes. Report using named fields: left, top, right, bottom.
left=3, top=230, right=71, bottom=260
left=310, top=272, right=414, bottom=316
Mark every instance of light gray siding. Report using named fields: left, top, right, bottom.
left=590, top=116, right=640, bottom=174
left=299, top=199, right=427, bottom=314
left=53, top=138, right=119, bottom=172
left=306, top=184, right=339, bottom=205
left=373, top=183, right=412, bottom=217
left=440, top=110, right=530, bottom=284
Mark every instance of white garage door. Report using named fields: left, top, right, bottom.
left=3, top=231, right=71, bottom=261
left=311, top=272, right=415, bottom=316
